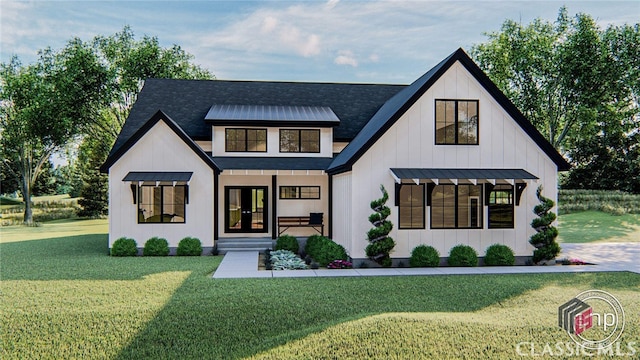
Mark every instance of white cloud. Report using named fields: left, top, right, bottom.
left=326, top=0, right=340, bottom=10
left=369, top=53, right=379, bottom=63
left=334, top=50, right=358, bottom=67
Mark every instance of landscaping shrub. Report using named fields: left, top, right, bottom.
left=409, top=245, right=440, bottom=267
left=304, top=235, right=348, bottom=267
left=327, top=260, right=352, bottom=269
left=304, top=234, right=325, bottom=256
left=365, top=185, right=395, bottom=267
left=275, top=234, right=299, bottom=253
left=529, top=186, right=561, bottom=264
left=111, top=237, right=137, bottom=257
left=269, top=250, right=308, bottom=270
left=177, top=237, right=202, bottom=256
left=143, top=237, right=170, bottom=256
left=448, top=245, right=478, bottom=267
left=484, top=244, right=515, bottom=266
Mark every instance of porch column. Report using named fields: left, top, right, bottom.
left=272, top=175, right=277, bottom=239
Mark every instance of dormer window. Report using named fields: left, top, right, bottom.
left=225, top=128, right=267, bottom=152
left=435, top=100, right=478, bottom=145
left=280, top=129, right=320, bottom=153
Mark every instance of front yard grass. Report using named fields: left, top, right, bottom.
left=1, top=219, right=639, bottom=359
left=558, top=211, right=640, bottom=243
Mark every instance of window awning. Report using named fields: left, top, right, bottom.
left=122, top=172, right=193, bottom=183
left=389, top=168, right=538, bottom=185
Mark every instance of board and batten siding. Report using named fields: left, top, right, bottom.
left=331, top=173, right=353, bottom=255
left=345, top=61, right=558, bottom=259
left=108, top=120, right=215, bottom=249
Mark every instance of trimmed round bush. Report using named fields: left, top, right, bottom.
left=143, top=237, right=170, bottom=256
left=275, top=234, right=299, bottom=253
left=447, top=244, right=478, bottom=267
left=409, top=245, right=440, bottom=267
left=177, top=237, right=202, bottom=256
left=484, top=244, right=515, bottom=266
left=111, top=237, right=137, bottom=257
left=304, top=235, right=348, bottom=267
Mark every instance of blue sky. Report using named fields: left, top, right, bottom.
left=1, top=1, right=638, bottom=84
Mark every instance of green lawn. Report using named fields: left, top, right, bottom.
left=1, top=219, right=639, bottom=359
left=558, top=211, right=640, bottom=243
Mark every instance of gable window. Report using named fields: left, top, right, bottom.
left=225, top=128, right=267, bottom=152
left=279, top=186, right=320, bottom=199
left=431, top=184, right=482, bottom=229
left=280, top=129, right=320, bottom=153
left=138, top=185, right=186, bottom=223
left=488, top=185, right=514, bottom=228
left=435, top=100, right=479, bottom=145
left=398, top=184, right=425, bottom=229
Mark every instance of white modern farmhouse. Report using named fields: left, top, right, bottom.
left=101, top=48, right=570, bottom=263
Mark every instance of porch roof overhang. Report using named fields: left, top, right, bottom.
left=122, top=171, right=193, bottom=185
left=389, top=168, right=538, bottom=185
left=213, top=157, right=332, bottom=175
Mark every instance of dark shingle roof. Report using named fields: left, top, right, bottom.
left=108, top=79, right=404, bottom=160
left=213, top=157, right=333, bottom=171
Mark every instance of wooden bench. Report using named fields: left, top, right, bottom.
left=277, top=213, right=324, bottom=236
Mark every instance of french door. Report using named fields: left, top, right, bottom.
left=225, top=187, right=268, bottom=233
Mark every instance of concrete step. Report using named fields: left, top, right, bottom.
left=217, top=238, right=273, bottom=254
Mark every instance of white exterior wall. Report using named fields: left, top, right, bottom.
left=346, top=62, right=559, bottom=259
left=108, top=121, right=215, bottom=249
left=331, top=173, right=353, bottom=255
left=212, top=126, right=333, bottom=157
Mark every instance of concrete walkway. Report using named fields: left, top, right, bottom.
left=212, top=243, right=640, bottom=279
left=559, top=242, right=640, bottom=274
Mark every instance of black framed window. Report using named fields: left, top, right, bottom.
left=435, top=100, right=479, bottom=145
left=488, top=184, right=514, bottom=228
left=225, top=128, right=267, bottom=152
left=280, top=129, right=320, bottom=153
left=138, top=185, right=186, bottom=223
left=398, top=184, right=425, bottom=229
left=279, top=186, right=320, bottom=199
left=431, top=184, right=482, bottom=229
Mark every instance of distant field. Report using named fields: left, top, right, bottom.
left=557, top=210, right=640, bottom=243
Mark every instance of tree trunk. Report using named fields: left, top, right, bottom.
left=21, top=176, right=33, bottom=224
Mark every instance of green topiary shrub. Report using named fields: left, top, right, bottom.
left=275, top=234, right=299, bottom=254
left=177, top=237, right=202, bottom=256
left=304, top=235, right=348, bottom=267
left=111, top=237, right=137, bottom=257
left=529, top=186, right=561, bottom=264
left=484, top=244, right=515, bottom=266
left=305, top=234, right=325, bottom=256
left=409, top=245, right=440, bottom=267
left=448, top=245, right=478, bottom=267
left=365, top=185, right=395, bottom=267
left=143, top=237, right=169, bottom=256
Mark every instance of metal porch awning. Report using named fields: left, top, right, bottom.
left=389, top=168, right=538, bottom=185
left=122, top=171, right=193, bottom=184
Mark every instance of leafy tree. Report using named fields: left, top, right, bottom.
left=471, top=8, right=639, bottom=153
left=472, top=8, right=639, bottom=192
left=0, top=39, right=112, bottom=223
left=89, top=26, right=213, bottom=143
left=76, top=135, right=110, bottom=218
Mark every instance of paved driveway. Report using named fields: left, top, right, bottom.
left=559, top=242, right=640, bottom=274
